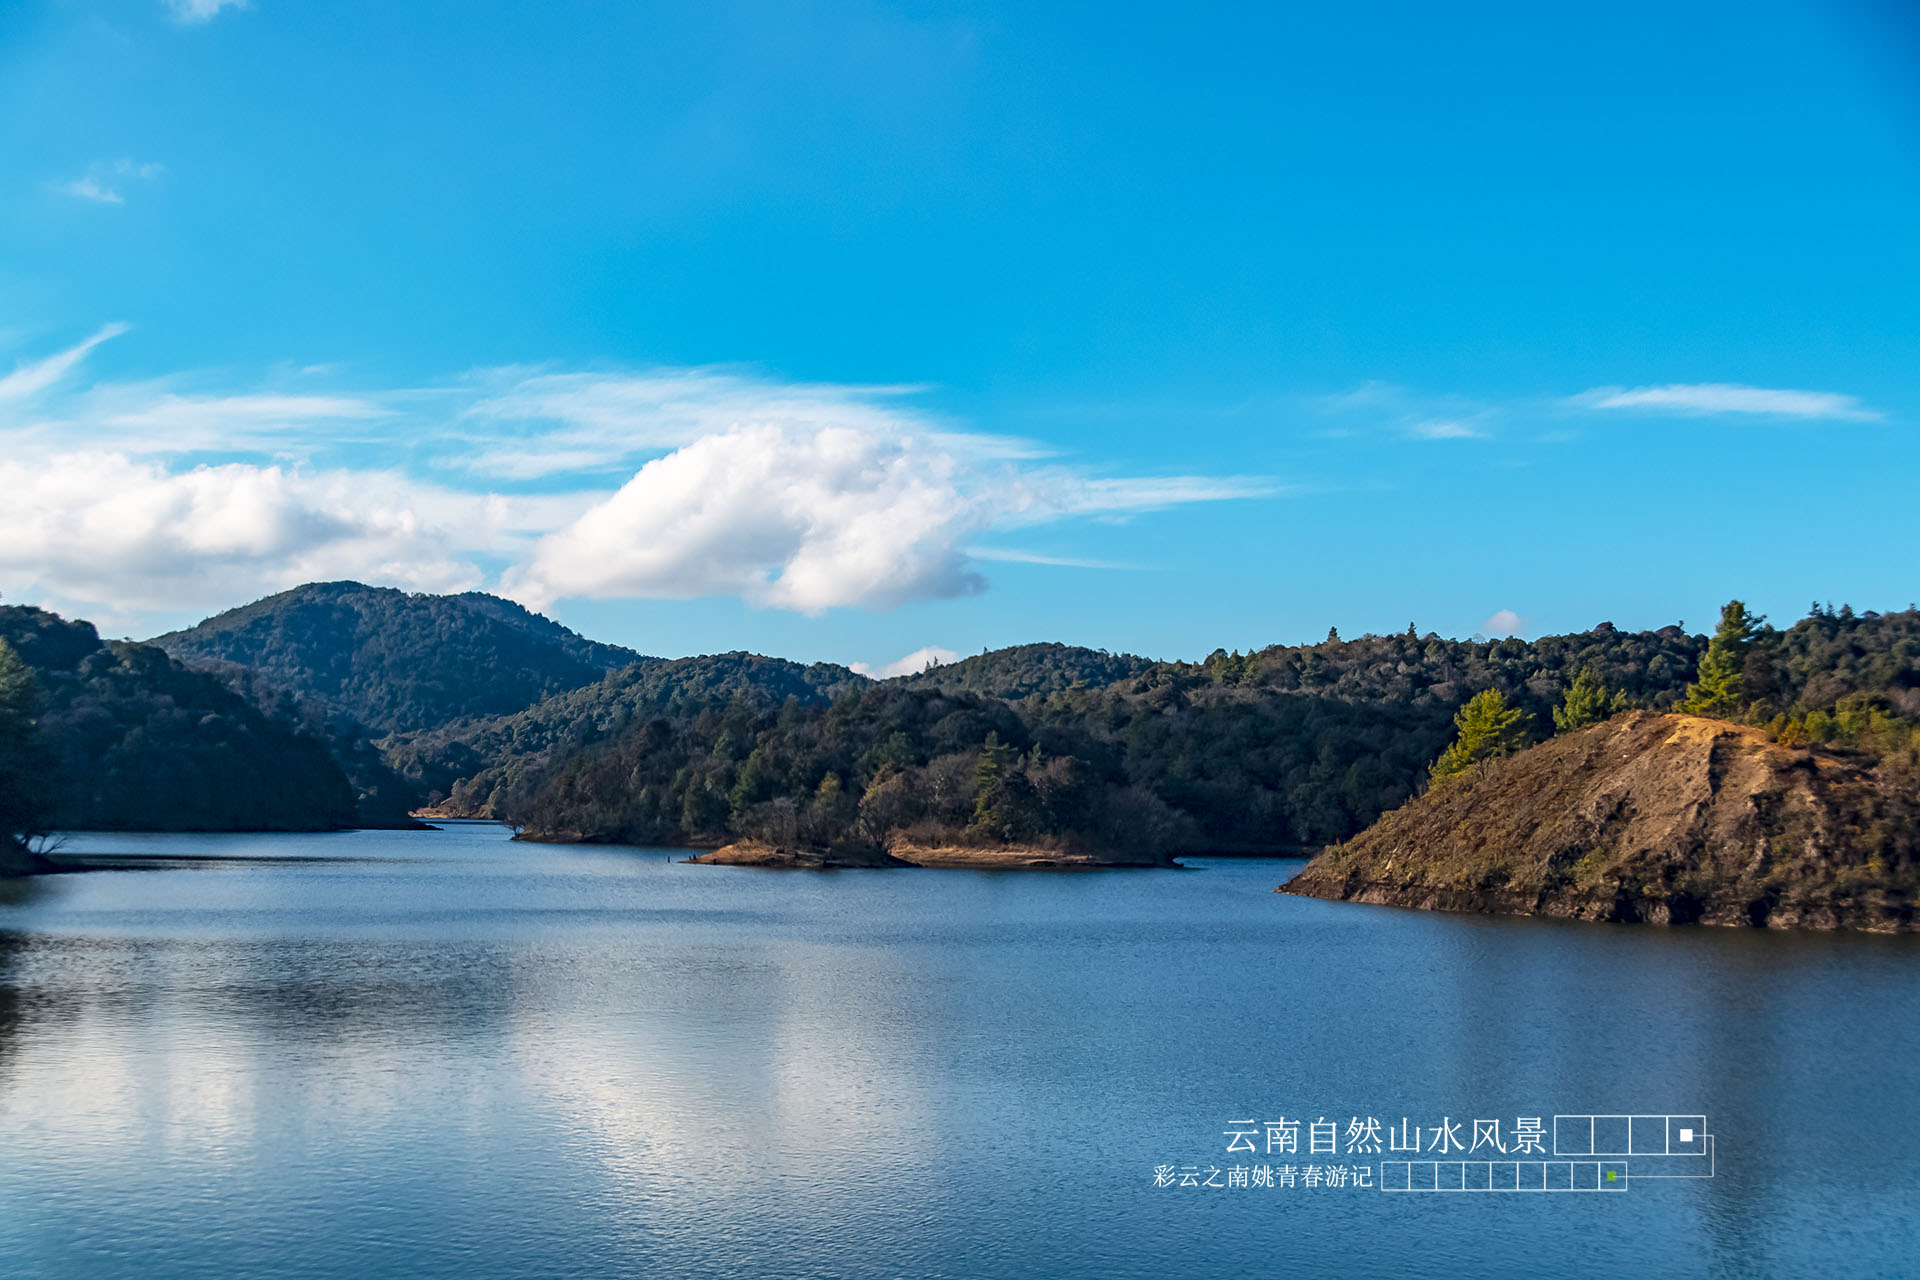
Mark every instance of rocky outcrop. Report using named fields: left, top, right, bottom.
left=1281, top=712, right=1918, bottom=932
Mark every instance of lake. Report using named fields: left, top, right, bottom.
left=1, top=823, right=1915, bottom=1279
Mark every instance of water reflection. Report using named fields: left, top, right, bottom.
left=0, top=830, right=1913, bottom=1279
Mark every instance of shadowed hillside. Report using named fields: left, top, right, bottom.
left=1, top=605, right=358, bottom=835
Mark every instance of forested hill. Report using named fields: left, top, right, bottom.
left=388, top=651, right=866, bottom=814
left=889, top=625, right=1708, bottom=708
left=483, top=606, right=1919, bottom=859
left=0, top=605, right=358, bottom=833
left=894, top=643, right=1157, bottom=698
left=151, top=581, right=648, bottom=735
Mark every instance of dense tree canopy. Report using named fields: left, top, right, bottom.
left=151, top=581, right=647, bottom=735
left=9, top=583, right=1913, bottom=858
left=472, top=605, right=1920, bottom=857
left=0, top=605, right=357, bottom=832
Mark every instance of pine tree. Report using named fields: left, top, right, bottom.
left=970, top=731, right=1013, bottom=830
left=1553, top=666, right=1627, bottom=734
left=1682, top=599, right=1765, bottom=719
left=1430, top=689, right=1533, bottom=785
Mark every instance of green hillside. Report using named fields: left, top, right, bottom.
left=151, top=581, right=647, bottom=735
left=1, top=605, right=358, bottom=836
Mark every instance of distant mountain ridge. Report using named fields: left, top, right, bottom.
left=151, top=581, right=648, bottom=736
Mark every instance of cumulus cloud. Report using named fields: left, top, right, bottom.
left=0, top=327, right=1273, bottom=628
left=849, top=646, right=961, bottom=679
left=1576, top=383, right=1881, bottom=421
left=1480, top=609, right=1525, bottom=637
left=500, top=424, right=1272, bottom=613
left=502, top=424, right=987, bottom=612
left=0, top=451, right=574, bottom=617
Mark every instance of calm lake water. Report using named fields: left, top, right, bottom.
left=1, top=823, right=1915, bottom=1280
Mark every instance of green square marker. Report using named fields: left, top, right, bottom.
left=1605, top=1170, right=1618, bottom=1182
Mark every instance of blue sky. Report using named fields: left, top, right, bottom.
left=2, top=0, right=1916, bottom=670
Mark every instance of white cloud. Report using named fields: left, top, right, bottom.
left=457, top=369, right=938, bottom=478
left=967, top=546, right=1137, bottom=570
left=1407, top=419, right=1484, bottom=440
left=502, top=424, right=985, bottom=613
left=0, top=324, right=130, bottom=401
left=59, top=177, right=124, bottom=205
left=850, top=646, right=960, bottom=679
left=106, top=392, right=384, bottom=436
left=500, top=424, right=1270, bottom=614
left=0, top=328, right=1272, bottom=628
left=54, top=160, right=164, bottom=207
left=1315, top=383, right=1499, bottom=442
left=1576, top=383, right=1881, bottom=421
left=166, top=0, right=247, bottom=23
left=0, top=452, right=510, bottom=615
left=1480, top=609, right=1525, bottom=637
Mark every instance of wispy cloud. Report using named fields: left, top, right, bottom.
left=166, top=0, right=248, bottom=23
left=0, top=328, right=1274, bottom=626
left=966, top=546, right=1139, bottom=570
left=54, top=159, right=164, bottom=206
left=0, top=323, right=130, bottom=401
left=60, top=177, right=124, bottom=205
left=456, top=369, right=940, bottom=478
left=1575, top=383, right=1882, bottom=421
left=1406, top=418, right=1485, bottom=441
left=1316, top=382, right=1499, bottom=442
left=107, top=393, right=384, bottom=433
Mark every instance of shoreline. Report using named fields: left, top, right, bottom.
left=686, top=839, right=1174, bottom=871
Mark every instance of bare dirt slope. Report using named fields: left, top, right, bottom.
left=1281, top=712, right=1918, bottom=931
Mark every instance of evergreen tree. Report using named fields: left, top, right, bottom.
left=1553, top=666, right=1627, bottom=734
left=1682, top=600, right=1765, bottom=719
left=1430, top=689, right=1533, bottom=785
left=970, top=731, right=1014, bottom=831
